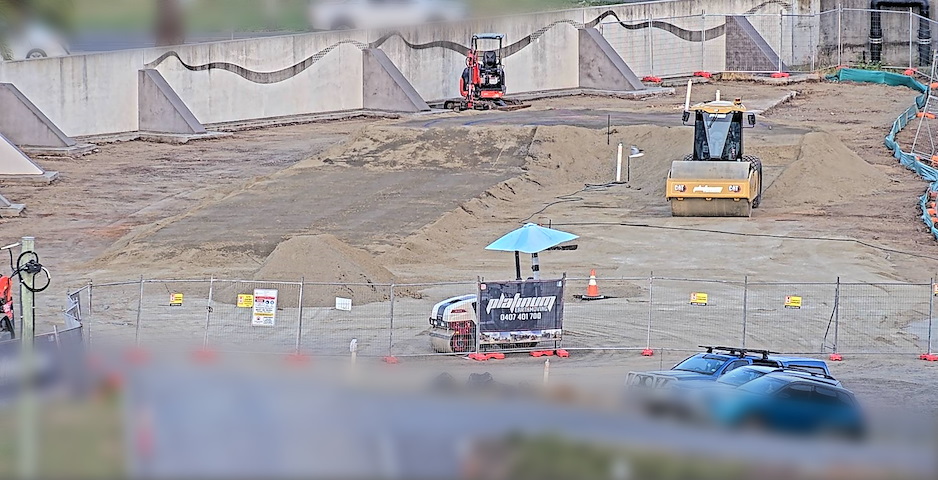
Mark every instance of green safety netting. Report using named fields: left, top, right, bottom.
left=828, top=68, right=929, bottom=94
left=831, top=68, right=938, bottom=240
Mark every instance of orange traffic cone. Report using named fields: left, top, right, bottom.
left=583, top=270, right=604, bottom=300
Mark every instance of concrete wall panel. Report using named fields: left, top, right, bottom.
left=0, top=0, right=814, bottom=138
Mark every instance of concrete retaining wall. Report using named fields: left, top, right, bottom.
left=0, top=0, right=804, bottom=139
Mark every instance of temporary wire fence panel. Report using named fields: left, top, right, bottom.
left=649, top=278, right=745, bottom=351
left=206, top=280, right=303, bottom=354
left=836, top=283, right=931, bottom=354
left=137, top=280, right=214, bottom=352
left=598, top=18, right=652, bottom=79
left=744, top=282, right=837, bottom=354
left=562, top=277, right=649, bottom=350
left=87, top=281, right=142, bottom=349
left=298, top=282, right=393, bottom=357
left=594, top=8, right=937, bottom=77
left=785, top=14, right=820, bottom=72
left=390, top=282, right=477, bottom=357
left=74, top=277, right=938, bottom=358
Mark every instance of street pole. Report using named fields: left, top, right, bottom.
left=18, top=236, right=36, bottom=479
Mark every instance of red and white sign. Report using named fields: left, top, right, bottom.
left=252, top=289, right=278, bottom=327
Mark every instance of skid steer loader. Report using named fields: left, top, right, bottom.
left=666, top=81, right=763, bottom=217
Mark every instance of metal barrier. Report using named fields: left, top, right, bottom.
left=71, top=276, right=935, bottom=358
left=598, top=8, right=938, bottom=78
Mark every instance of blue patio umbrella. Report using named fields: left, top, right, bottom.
left=486, top=223, right=579, bottom=280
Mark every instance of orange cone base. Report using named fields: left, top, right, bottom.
left=829, top=353, right=843, bottom=362
left=468, top=353, right=488, bottom=362
left=530, top=350, right=555, bottom=358
left=382, top=356, right=400, bottom=364
left=581, top=295, right=606, bottom=301
left=641, top=349, right=654, bottom=357
left=770, top=72, right=790, bottom=78
left=920, top=353, right=938, bottom=362
left=555, top=349, right=570, bottom=358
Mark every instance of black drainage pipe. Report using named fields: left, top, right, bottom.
left=870, top=0, right=931, bottom=66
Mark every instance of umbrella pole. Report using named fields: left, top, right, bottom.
left=514, top=251, right=522, bottom=281
left=531, top=253, right=540, bottom=280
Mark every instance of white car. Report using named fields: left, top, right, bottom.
left=308, top=0, right=466, bottom=31
left=1, top=22, right=69, bottom=61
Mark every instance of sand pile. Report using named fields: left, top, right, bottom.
left=524, top=125, right=688, bottom=191
left=303, top=125, right=537, bottom=170
left=764, top=132, right=892, bottom=207
left=216, top=235, right=405, bottom=307
left=391, top=124, right=690, bottom=265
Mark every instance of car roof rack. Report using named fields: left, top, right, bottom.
left=779, top=366, right=839, bottom=383
left=699, top=346, right=780, bottom=360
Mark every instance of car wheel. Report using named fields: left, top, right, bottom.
left=26, top=49, right=47, bottom=59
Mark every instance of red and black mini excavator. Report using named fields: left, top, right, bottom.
left=0, top=276, right=15, bottom=340
left=445, top=33, right=527, bottom=111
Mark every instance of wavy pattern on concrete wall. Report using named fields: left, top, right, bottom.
left=145, top=1, right=792, bottom=85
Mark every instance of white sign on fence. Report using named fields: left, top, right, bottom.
left=335, top=297, right=352, bottom=312
left=252, top=289, right=278, bottom=327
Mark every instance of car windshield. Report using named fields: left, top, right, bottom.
left=673, top=355, right=726, bottom=375
left=738, top=376, right=788, bottom=395
left=717, top=367, right=768, bottom=386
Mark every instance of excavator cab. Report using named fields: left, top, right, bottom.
left=667, top=82, right=763, bottom=217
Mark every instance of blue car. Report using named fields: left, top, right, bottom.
left=626, top=346, right=832, bottom=389
left=709, top=372, right=864, bottom=437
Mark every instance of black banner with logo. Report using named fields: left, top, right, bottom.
left=477, top=279, right=564, bottom=346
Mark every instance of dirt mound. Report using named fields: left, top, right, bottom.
left=303, top=125, right=536, bottom=170
left=764, top=132, right=891, bottom=207
left=524, top=124, right=687, bottom=187
left=391, top=124, right=689, bottom=268
left=215, top=235, right=403, bottom=307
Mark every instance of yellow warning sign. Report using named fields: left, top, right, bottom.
left=237, top=294, right=255, bottom=308
left=170, top=293, right=184, bottom=307
left=690, top=292, right=709, bottom=306
left=784, top=295, right=803, bottom=309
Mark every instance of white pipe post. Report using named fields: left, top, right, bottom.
left=616, top=142, right=623, bottom=183
left=684, top=79, right=693, bottom=111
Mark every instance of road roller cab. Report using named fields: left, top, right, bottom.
left=667, top=83, right=763, bottom=217
left=429, top=294, right=478, bottom=353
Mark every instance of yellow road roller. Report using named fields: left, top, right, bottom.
left=666, top=82, right=763, bottom=217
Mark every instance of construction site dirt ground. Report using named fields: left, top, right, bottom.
left=2, top=80, right=937, bottom=410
